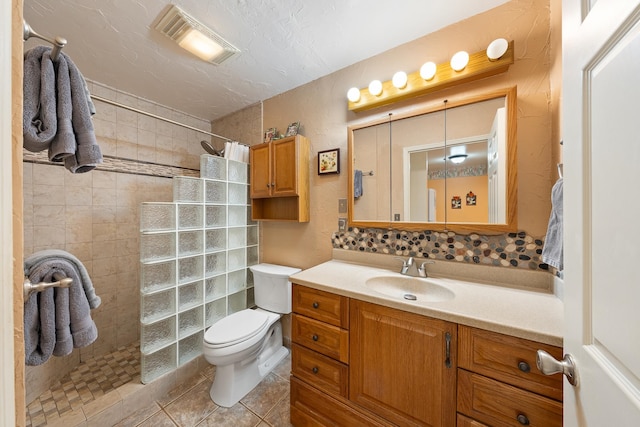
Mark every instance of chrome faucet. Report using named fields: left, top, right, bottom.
left=394, top=256, right=435, bottom=278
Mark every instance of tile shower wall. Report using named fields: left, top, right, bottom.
left=139, top=155, right=258, bottom=383
left=22, top=80, right=210, bottom=404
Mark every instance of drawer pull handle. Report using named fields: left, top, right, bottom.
left=312, top=302, right=319, bottom=309
left=516, top=414, right=530, bottom=425
left=312, top=334, right=319, bottom=341
left=312, top=366, right=319, bottom=374
left=444, top=332, right=452, bottom=368
left=518, top=361, right=531, bottom=373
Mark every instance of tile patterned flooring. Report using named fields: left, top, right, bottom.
left=25, top=343, right=293, bottom=426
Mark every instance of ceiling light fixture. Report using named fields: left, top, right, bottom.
left=447, top=154, right=468, bottom=164
left=154, top=4, right=240, bottom=65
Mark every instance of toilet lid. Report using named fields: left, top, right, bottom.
left=204, top=309, right=269, bottom=347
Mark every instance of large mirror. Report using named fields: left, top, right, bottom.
left=348, top=87, right=517, bottom=233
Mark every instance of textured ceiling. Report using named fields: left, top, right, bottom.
left=23, top=0, right=508, bottom=121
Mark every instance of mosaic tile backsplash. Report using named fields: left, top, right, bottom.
left=332, top=228, right=550, bottom=272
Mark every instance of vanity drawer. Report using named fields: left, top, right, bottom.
left=291, top=377, right=391, bottom=427
left=458, top=369, right=562, bottom=427
left=458, top=325, right=563, bottom=401
left=292, top=314, right=349, bottom=363
left=293, top=284, right=349, bottom=328
left=292, top=343, right=348, bottom=398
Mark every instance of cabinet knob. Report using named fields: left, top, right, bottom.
left=266, top=184, right=270, bottom=188
left=312, top=334, right=319, bottom=341
left=518, top=361, right=531, bottom=373
left=516, top=414, right=530, bottom=425
left=312, top=366, right=319, bottom=374
left=312, top=302, right=319, bottom=309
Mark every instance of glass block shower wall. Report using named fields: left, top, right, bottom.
left=139, top=155, right=258, bottom=384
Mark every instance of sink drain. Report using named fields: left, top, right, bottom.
left=403, top=293, right=417, bottom=301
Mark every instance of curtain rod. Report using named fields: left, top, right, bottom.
left=90, top=94, right=239, bottom=144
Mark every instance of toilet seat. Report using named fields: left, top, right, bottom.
left=204, top=309, right=269, bottom=348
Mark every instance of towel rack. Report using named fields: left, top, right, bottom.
left=363, top=170, right=374, bottom=176
left=22, top=20, right=67, bottom=62
left=24, top=272, right=73, bottom=300
left=557, top=163, right=563, bottom=178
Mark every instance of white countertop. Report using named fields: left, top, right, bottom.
left=289, top=251, right=564, bottom=347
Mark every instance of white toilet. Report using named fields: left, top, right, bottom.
left=203, top=263, right=301, bottom=407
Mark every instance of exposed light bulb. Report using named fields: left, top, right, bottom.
left=420, top=62, right=437, bottom=80
left=368, top=80, right=383, bottom=96
left=392, top=71, right=408, bottom=89
left=347, top=87, right=361, bottom=102
left=486, top=38, right=508, bottom=60
left=450, top=51, right=469, bottom=71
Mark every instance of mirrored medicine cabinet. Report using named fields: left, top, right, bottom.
left=347, top=87, right=517, bottom=234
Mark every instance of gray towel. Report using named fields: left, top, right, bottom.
left=24, top=256, right=99, bottom=365
left=59, top=51, right=103, bottom=173
left=23, top=46, right=57, bottom=152
left=24, top=249, right=101, bottom=308
left=542, top=178, right=563, bottom=270
left=49, top=55, right=76, bottom=162
left=354, top=169, right=363, bottom=198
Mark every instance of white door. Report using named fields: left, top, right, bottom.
left=562, top=0, right=640, bottom=424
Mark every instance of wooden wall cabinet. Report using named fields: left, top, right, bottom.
left=250, top=135, right=310, bottom=222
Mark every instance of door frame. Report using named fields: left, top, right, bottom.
left=1, top=0, right=17, bottom=425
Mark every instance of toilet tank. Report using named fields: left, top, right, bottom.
left=249, top=263, right=301, bottom=314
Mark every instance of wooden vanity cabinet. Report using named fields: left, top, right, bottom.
left=457, top=325, right=563, bottom=427
left=249, top=135, right=309, bottom=222
left=350, top=300, right=458, bottom=427
left=291, top=284, right=457, bottom=426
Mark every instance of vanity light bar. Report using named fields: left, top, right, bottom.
left=347, top=40, right=514, bottom=112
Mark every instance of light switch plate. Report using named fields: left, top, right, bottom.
left=338, top=218, right=347, bottom=232
left=338, top=198, right=347, bottom=213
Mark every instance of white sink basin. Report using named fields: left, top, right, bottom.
left=365, top=276, right=455, bottom=302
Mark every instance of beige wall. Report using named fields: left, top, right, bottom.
left=254, top=0, right=557, bottom=270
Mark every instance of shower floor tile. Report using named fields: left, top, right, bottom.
left=26, top=343, right=140, bottom=427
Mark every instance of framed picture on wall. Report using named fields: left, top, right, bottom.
left=318, top=148, right=340, bottom=175
left=466, top=191, right=477, bottom=206
left=451, top=196, right=462, bottom=209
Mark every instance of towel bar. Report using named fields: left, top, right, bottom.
left=24, top=272, right=73, bottom=300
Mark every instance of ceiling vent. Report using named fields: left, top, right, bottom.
left=154, top=4, right=240, bottom=65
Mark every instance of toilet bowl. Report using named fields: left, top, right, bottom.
left=202, top=263, right=301, bottom=407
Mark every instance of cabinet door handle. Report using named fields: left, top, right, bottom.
left=516, top=414, right=530, bottom=425
left=312, top=334, right=319, bottom=341
left=518, top=361, right=531, bottom=373
left=266, top=183, right=271, bottom=188
left=312, top=302, right=319, bottom=309
left=271, top=182, right=275, bottom=186
left=312, top=366, right=319, bottom=374
left=444, top=332, right=452, bottom=368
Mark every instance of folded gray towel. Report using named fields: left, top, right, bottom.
left=24, top=249, right=101, bottom=308
left=49, top=56, right=76, bottom=162
left=542, top=178, right=563, bottom=270
left=23, top=46, right=57, bottom=152
left=24, top=259, right=98, bottom=365
left=354, top=169, right=363, bottom=198
left=61, top=52, right=102, bottom=173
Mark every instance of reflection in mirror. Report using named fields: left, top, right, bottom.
left=348, top=87, right=516, bottom=233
